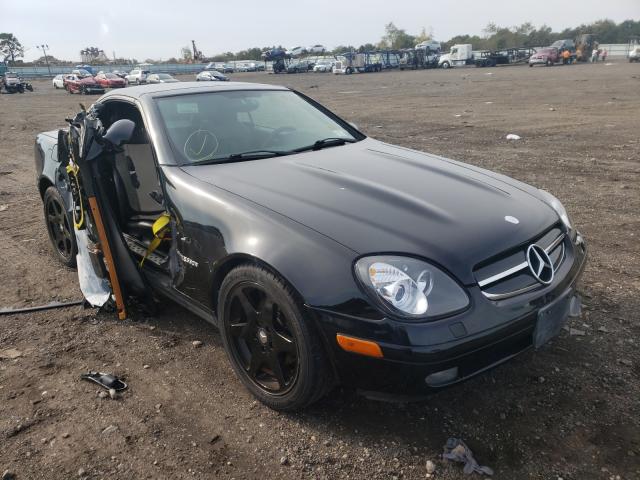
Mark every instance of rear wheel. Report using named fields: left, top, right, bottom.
left=43, top=186, right=76, bottom=267
left=218, top=265, right=332, bottom=411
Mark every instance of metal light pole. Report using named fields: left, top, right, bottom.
left=38, top=44, right=51, bottom=76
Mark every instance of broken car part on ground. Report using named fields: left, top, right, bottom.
left=35, top=81, right=586, bottom=411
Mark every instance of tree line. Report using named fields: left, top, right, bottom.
left=3, top=18, right=640, bottom=66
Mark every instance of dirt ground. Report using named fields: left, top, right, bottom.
left=1, top=62, right=639, bottom=480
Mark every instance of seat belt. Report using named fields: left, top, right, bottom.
left=139, top=213, right=171, bottom=267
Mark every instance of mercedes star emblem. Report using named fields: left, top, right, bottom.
left=526, top=244, right=554, bottom=285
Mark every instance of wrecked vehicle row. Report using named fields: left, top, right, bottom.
left=35, top=82, right=586, bottom=410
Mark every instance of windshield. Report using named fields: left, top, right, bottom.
left=158, top=74, right=172, bottom=79
left=155, top=90, right=359, bottom=164
left=105, top=73, right=119, bottom=79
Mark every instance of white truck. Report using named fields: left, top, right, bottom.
left=438, top=44, right=485, bottom=68
left=439, top=44, right=534, bottom=68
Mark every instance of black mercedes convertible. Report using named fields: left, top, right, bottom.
left=35, top=82, right=586, bottom=410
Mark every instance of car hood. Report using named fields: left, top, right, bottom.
left=80, top=78, right=99, bottom=85
left=182, top=139, right=558, bottom=284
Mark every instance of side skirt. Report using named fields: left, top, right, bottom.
left=145, top=272, right=219, bottom=327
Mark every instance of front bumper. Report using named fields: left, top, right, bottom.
left=309, top=234, right=587, bottom=395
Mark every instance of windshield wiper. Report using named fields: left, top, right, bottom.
left=191, top=149, right=292, bottom=166
left=294, top=137, right=357, bottom=153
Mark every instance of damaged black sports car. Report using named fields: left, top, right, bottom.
left=35, top=82, right=587, bottom=410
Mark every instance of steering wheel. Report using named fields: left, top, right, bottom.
left=183, top=129, right=219, bottom=162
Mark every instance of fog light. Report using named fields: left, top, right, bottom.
left=425, top=367, right=459, bottom=387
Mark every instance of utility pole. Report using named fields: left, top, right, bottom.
left=37, top=44, right=51, bottom=76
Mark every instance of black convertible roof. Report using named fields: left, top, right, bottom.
left=100, top=81, right=289, bottom=100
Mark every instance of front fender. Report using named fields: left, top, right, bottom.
left=163, top=166, right=366, bottom=311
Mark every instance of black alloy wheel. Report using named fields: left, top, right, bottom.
left=226, top=282, right=299, bottom=394
left=43, top=186, right=76, bottom=267
left=219, top=266, right=332, bottom=410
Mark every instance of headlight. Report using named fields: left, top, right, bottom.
left=538, top=189, right=572, bottom=231
left=354, top=256, right=469, bottom=320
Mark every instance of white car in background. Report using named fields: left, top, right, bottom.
left=196, top=70, right=229, bottom=81
left=288, top=46, right=307, bottom=57
left=415, top=40, right=442, bottom=53
left=125, top=69, right=149, bottom=85
left=52, top=74, right=66, bottom=89
left=308, top=44, right=326, bottom=54
left=313, top=59, right=334, bottom=72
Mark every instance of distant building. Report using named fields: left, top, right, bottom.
left=80, top=47, right=108, bottom=63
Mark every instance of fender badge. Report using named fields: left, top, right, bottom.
left=504, top=215, right=520, bottom=225
left=177, top=251, right=199, bottom=267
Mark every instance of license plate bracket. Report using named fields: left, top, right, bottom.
left=534, top=292, right=572, bottom=348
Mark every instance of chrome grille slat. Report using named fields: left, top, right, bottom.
left=477, top=233, right=566, bottom=299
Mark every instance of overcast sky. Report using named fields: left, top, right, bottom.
left=4, top=0, right=639, bottom=62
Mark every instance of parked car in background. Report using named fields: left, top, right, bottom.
left=313, top=59, right=334, bottom=72
left=111, top=70, right=127, bottom=79
left=529, top=47, right=560, bottom=67
left=125, top=69, right=150, bottom=85
left=629, top=45, right=640, bottom=62
left=196, top=70, right=229, bottom=81
left=95, top=72, right=127, bottom=88
left=222, top=64, right=235, bottom=73
left=1, top=72, right=33, bottom=93
left=74, top=64, right=95, bottom=75
left=147, top=73, right=179, bottom=84
left=308, top=44, right=326, bottom=53
left=72, top=69, right=93, bottom=78
left=287, top=60, right=314, bottom=73
left=237, top=62, right=258, bottom=72
left=52, top=74, right=66, bottom=89
left=288, top=46, right=307, bottom=57
left=64, top=74, right=105, bottom=94
left=415, top=40, right=442, bottom=53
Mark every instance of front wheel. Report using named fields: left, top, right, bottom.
left=441, top=61, right=450, bottom=69
left=218, top=265, right=332, bottom=411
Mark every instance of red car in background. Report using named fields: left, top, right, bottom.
left=94, top=72, right=126, bottom=88
left=529, top=47, right=560, bottom=67
left=64, top=74, right=105, bottom=94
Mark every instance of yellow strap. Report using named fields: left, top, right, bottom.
left=139, top=213, right=171, bottom=267
left=66, top=164, right=84, bottom=230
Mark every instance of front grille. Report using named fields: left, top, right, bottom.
left=474, top=226, right=566, bottom=300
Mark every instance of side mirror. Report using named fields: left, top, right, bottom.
left=103, top=119, right=135, bottom=149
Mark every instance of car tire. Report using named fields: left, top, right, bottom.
left=218, top=265, right=333, bottom=411
left=43, top=186, right=77, bottom=268
left=546, top=60, right=553, bottom=66
left=441, top=61, right=450, bottom=69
